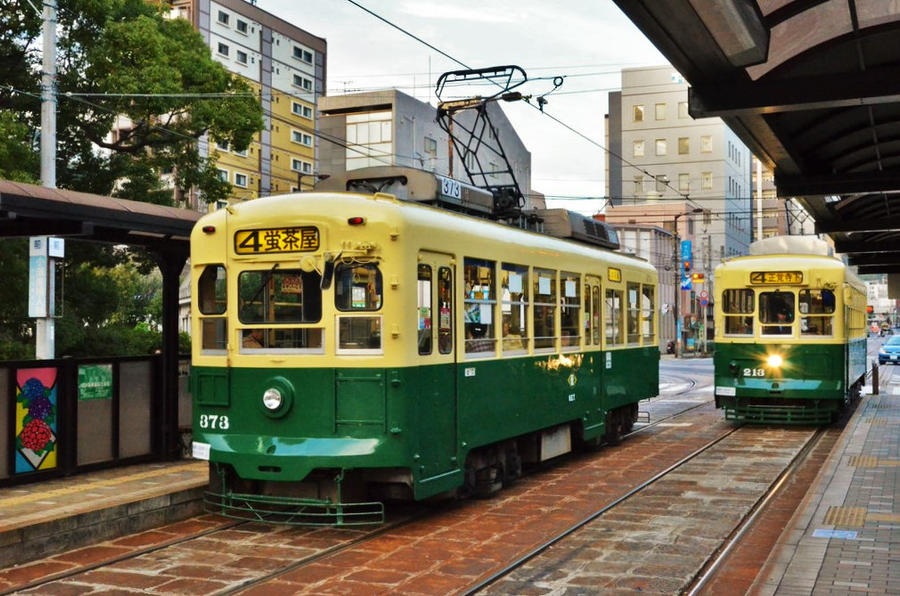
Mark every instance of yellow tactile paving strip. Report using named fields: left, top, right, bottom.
left=846, top=455, right=900, bottom=467
left=0, top=463, right=203, bottom=508
left=823, top=506, right=868, bottom=526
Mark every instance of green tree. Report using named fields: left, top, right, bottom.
left=0, top=0, right=260, bottom=357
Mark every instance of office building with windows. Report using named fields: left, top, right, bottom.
left=317, top=89, right=537, bottom=208
left=168, top=0, right=326, bottom=208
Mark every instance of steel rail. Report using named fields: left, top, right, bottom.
left=464, top=425, right=741, bottom=595
left=685, top=427, right=827, bottom=596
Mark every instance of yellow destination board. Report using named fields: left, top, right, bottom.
left=234, top=227, right=319, bottom=254
left=749, top=271, right=803, bottom=284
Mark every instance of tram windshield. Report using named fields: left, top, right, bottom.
left=799, top=289, right=835, bottom=336
left=760, top=291, right=795, bottom=335
left=238, top=268, right=323, bottom=350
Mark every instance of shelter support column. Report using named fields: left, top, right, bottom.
left=155, top=250, right=187, bottom=461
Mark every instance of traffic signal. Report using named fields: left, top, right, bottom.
left=683, top=259, right=691, bottom=274
left=692, top=272, right=705, bottom=281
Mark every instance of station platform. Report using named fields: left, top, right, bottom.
left=753, top=375, right=900, bottom=594
left=0, top=460, right=207, bottom=569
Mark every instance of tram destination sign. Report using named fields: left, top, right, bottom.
left=749, top=271, right=803, bottom=285
left=234, top=227, right=319, bottom=254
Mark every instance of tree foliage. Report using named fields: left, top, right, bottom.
left=0, top=0, right=261, bottom=358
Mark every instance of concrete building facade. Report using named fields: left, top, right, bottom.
left=168, top=0, right=326, bottom=208
left=317, top=90, right=536, bottom=209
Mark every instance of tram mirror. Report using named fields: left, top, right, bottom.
left=321, top=255, right=336, bottom=290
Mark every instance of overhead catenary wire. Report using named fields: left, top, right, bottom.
left=343, top=0, right=704, bottom=212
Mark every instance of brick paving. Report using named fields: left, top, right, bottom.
left=753, top=368, right=900, bottom=596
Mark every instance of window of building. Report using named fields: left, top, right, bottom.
left=678, top=101, right=689, bottom=119
left=633, top=139, right=644, bottom=157
left=701, top=135, right=712, bottom=153
left=678, top=137, right=689, bottom=155
left=216, top=168, right=228, bottom=182
left=633, top=105, right=644, bottom=122
left=655, top=103, right=666, bottom=120
left=215, top=140, right=229, bottom=152
left=345, top=110, right=393, bottom=171
left=560, top=272, right=581, bottom=348
left=291, top=130, right=313, bottom=146
left=217, top=43, right=229, bottom=57
left=655, top=139, right=667, bottom=156
left=655, top=175, right=667, bottom=193
left=234, top=172, right=247, bottom=188
left=236, top=50, right=248, bottom=65
left=633, top=175, right=643, bottom=195
left=233, top=147, right=248, bottom=157
left=293, top=46, right=313, bottom=64
left=291, top=158, right=312, bottom=174
left=293, top=74, right=312, bottom=91
left=501, top=263, right=528, bottom=353
left=292, top=102, right=313, bottom=119
left=678, top=173, right=690, bottom=192
left=533, top=269, right=557, bottom=350
left=424, top=137, right=438, bottom=156
left=701, top=171, right=713, bottom=190
left=464, top=258, right=496, bottom=356
left=217, top=10, right=229, bottom=25
left=236, top=19, right=248, bottom=34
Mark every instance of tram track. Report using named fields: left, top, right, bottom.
left=464, top=424, right=742, bottom=595
left=686, top=426, right=828, bottom=595
left=2, top=373, right=717, bottom=595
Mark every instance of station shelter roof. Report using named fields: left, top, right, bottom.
left=613, top=0, right=900, bottom=274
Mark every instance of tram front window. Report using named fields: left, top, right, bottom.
left=760, top=291, right=794, bottom=336
left=238, top=268, right=322, bottom=350
left=722, top=289, right=754, bottom=336
left=799, top=289, right=835, bottom=336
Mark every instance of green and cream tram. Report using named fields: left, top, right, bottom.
left=713, top=237, right=867, bottom=424
left=189, top=188, right=659, bottom=524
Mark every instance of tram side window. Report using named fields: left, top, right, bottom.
left=464, top=258, right=496, bottom=355
left=626, top=282, right=640, bottom=344
left=417, top=265, right=432, bottom=355
left=760, top=291, right=794, bottom=336
left=238, top=268, right=322, bottom=350
left=642, top=285, right=655, bottom=343
left=561, top=272, right=581, bottom=349
left=605, top=289, right=624, bottom=345
left=501, top=263, right=528, bottom=353
left=438, top=267, right=453, bottom=354
left=534, top=269, right=557, bottom=350
left=198, top=265, right=227, bottom=350
left=799, top=289, right=835, bottom=336
left=590, top=285, right=601, bottom=345
left=722, top=289, right=754, bottom=335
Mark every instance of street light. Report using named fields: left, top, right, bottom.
left=672, top=207, right=703, bottom=358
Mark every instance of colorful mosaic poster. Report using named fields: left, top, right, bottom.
left=15, top=367, right=58, bottom=473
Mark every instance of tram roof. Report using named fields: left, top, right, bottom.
left=613, top=1, right=900, bottom=274
left=199, top=191, right=656, bottom=273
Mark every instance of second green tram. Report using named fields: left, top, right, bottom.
left=713, top=237, right=867, bottom=424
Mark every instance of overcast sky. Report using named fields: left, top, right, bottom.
left=261, top=0, right=666, bottom=214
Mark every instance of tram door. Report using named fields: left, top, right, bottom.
left=415, top=252, right=458, bottom=478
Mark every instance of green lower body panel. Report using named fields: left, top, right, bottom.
left=713, top=342, right=857, bottom=425
left=191, top=346, right=657, bottom=523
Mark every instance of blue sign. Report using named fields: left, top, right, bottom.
left=812, top=529, right=858, bottom=540
left=680, top=240, right=692, bottom=290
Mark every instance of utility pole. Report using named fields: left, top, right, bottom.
left=671, top=207, right=702, bottom=358
left=33, top=0, right=59, bottom=359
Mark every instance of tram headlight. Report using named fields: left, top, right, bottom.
left=766, top=354, right=783, bottom=368
left=262, top=387, right=283, bottom=411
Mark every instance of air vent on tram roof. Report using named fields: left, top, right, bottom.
left=532, top=208, right=619, bottom=250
